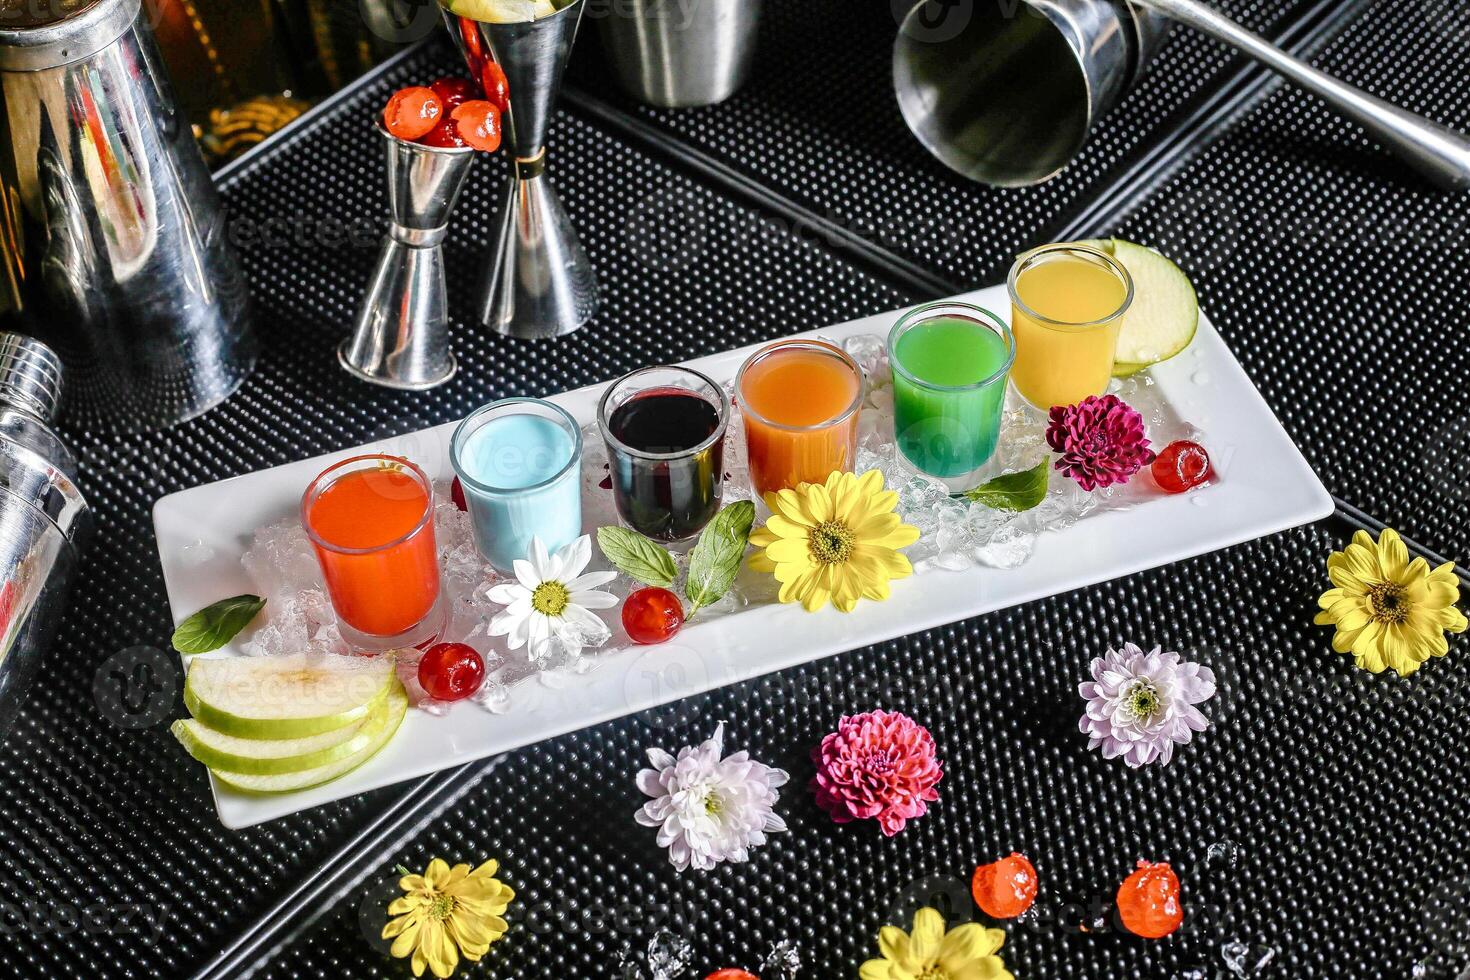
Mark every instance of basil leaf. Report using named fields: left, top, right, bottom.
left=171, top=594, right=266, bottom=655
left=596, top=526, right=678, bottom=588
left=963, top=459, right=1050, bottom=512
left=684, top=501, right=755, bottom=617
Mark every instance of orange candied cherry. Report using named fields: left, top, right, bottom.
left=706, top=972, right=759, bottom=980
left=1116, top=860, right=1183, bottom=938
left=971, top=851, right=1039, bottom=919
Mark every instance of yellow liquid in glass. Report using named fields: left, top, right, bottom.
left=1010, top=255, right=1128, bottom=409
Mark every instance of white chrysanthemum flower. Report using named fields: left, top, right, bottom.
left=486, top=535, right=617, bottom=659
left=1079, top=642, right=1216, bottom=767
left=634, top=723, right=789, bottom=872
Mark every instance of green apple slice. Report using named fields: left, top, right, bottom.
left=210, top=683, right=409, bottom=794
left=171, top=705, right=384, bottom=775
left=1105, top=239, right=1199, bottom=372
left=1063, top=238, right=1199, bottom=376
left=440, top=0, right=557, bottom=22
left=184, top=654, right=394, bottom=739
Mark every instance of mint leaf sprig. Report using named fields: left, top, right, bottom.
left=596, top=500, right=756, bottom=619
left=963, top=458, right=1050, bottom=512
left=171, top=594, right=266, bottom=655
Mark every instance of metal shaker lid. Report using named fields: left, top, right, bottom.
left=0, top=334, right=62, bottom=422
left=0, top=0, right=140, bottom=72
left=0, top=333, right=89, bottom=546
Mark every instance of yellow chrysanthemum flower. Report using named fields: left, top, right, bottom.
left=748, top=469, right=921, bottom=613
left=859, top=907, right=1014, bottom=980
left=1315, top=527, right=1467, bottom=677
left=382, top=859, right=514, bottom=978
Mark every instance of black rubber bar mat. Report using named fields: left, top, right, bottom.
left=2, top=0, right=1464, bottom=974
left=257, top=522, right=1469, bottom=980
left=0, top=46, right=914, bottom=979
left=1113, top=0, right=1470, bottom=562
left=564, top=0, right=1331, bottom=288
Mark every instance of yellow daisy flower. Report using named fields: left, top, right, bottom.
left=859, top=907, right=1014, bottom=980
left=748, top=469, right=921, bottom=613
left=382, top=858, right=514, bottom=978
left=1315, top=527, right=1467, bottom=677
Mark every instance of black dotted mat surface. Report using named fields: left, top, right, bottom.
left=2, top=0, right=1468, bottom=976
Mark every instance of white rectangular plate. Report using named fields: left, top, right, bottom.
left=153, top=285, right=1334, bottom=828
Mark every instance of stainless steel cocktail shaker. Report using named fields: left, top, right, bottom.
left=0, top=0, right=257, bottom=429
left=0, top=333, right=90, bottom=742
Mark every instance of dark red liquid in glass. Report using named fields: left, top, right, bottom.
left=606, top=389, right=724, bottom=541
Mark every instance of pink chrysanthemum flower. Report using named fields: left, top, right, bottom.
left=1079, top=642, right=1216, bottom=767
left=1045, top=394, right=1155, bottom=491
left=811, top=710, right=942, bottom=836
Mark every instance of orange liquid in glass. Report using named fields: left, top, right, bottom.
left=306, top=467, right=439, bottom=636
left=739, top=344, right=861, bottom=496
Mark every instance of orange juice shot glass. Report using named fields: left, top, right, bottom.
left=301, top=454, right=446, bottom=651
left=1007, top=243, right=1134, bottom=410
left=735, top=338, right=864, bottom=497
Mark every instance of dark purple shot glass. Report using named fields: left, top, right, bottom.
left=597, top=366, right=730, bottom=542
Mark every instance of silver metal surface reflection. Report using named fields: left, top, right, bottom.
left=0, top=0, right=256, bottom=429
left=446, top=0, right=598, bottom=339
left=341, top=122, right=474, bottom=390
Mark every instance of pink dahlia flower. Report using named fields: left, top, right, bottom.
left=1045, top=394, right=1155, bottom=491
left=810, top=710, right=941, bottom=836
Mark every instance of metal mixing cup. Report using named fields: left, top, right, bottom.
left=596, top=0, right=762, bottom=108
left=0, top=0, right=257, bottom=429
left=893, top=0, right=1470, bottom=189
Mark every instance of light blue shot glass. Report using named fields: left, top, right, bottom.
left=450, top=398, right=583, bottom=572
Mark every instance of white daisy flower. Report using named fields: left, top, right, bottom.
left=634, top=722, right=789, bottom=873
left=486, top=535, right=617, bottom=660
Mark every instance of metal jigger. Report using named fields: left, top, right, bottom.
left=340, top=122, right=476, bottom=389
left=446, top=1, right=599, bottom=339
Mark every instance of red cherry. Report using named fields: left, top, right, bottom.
left=622, top=587, right=684, bottom=644
left=481, top=61, right=510, bottom=115
left=417, top=117, right=469, bottom=148
left=429, top=76, right=479, bottom=110
left=706, top=972, right=759, bottom=980
left=1151, top=440, right=1211, bottom=493
left=450, top=100, right=502, bottom=153
left=382, top=86, right=442, bottom=140
left=450, top=476, right=468, bottom=511
left=971, top=852, right=1038, bottom=919
left=418, top=642, right=485, bottom=701
left=1116, top=860, right=1183, bottom=939
left=457, top=16, right=487, bottom=78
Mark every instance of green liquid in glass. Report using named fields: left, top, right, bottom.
left=891, top=316, right=1011, bottom=479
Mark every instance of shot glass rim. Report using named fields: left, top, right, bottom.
left=300, top=454, right=436, bottom=556
left=450, top=397, right=584, bottom=497
left=886, top=301, right=1016, bottom=393
left=596, top=364, right=731, bottom=462
left=733, top=338, right=865, bottom=434
left=1006, top=242, right=1135, bottom=331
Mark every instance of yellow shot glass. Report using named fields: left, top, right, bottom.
left=1007, top=243, right=1134, bottom=410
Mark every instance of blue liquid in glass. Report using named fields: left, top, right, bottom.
left=457, top=412, right=581, bottom=571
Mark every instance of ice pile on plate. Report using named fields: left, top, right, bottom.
left=840, top=333, right=1203, bottom=572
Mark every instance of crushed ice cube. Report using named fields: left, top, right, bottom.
left=1221, top=940, right=1277, bottom=976
left=1207, top=840, right=1241, bottom=871
left=762, top=939, right=801, bottom=979
left=843, top=332, right=888, bottom=380
left=645, top=929, right=693, bottom=979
